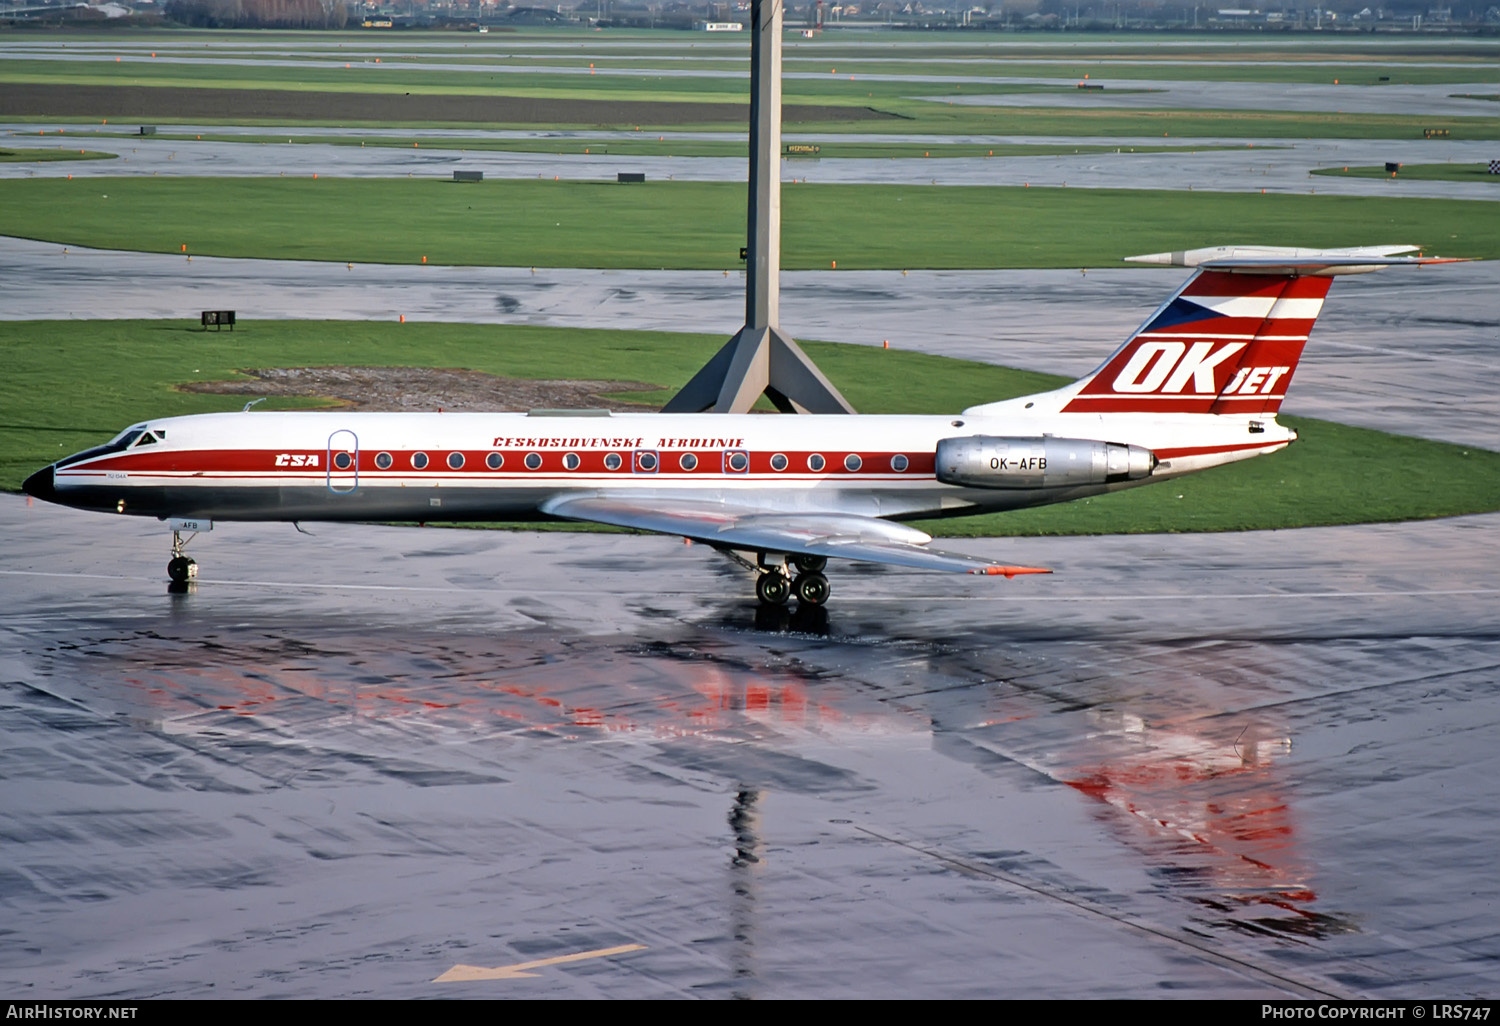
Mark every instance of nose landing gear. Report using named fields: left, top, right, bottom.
left=167, top=528, right=198, bottom=583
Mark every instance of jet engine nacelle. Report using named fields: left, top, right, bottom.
left=935, top=436, right=1156, bottom=489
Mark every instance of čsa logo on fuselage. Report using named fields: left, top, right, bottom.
left=274, top=454, right=320, bottom=467
left=1110, top=341, right=1289, bottom=396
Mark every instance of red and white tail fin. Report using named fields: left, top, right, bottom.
left=1054, top=246, right=1460, bottom=417
left=1062, top=268, right=1330, bottom=416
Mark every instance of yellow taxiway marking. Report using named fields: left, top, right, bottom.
left=435, top=943, right=647, bottom=982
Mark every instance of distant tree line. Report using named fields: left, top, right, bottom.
left=164, top=0, right=351, bottom=29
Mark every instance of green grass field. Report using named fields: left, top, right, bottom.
left=3, top=177, right=1491, bottom=268
left=0, top=147, right=116, bottom=163
left=3, top=319, right=1497, bottom=537
left=1312, top=162, right=1500, bottom=183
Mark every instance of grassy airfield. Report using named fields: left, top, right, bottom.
left=3, top=319, right=1497, bottom=536
left=4, top=178, right=1493, bottom=267
left=1312, top=162, right=1500, bottom=183
left=0, top=147, right=116, bottom=162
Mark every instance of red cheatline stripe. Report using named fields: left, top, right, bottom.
left=68, top=449, right=937, bottom=477
left=57, top=471, right=938, bottom=485
left=1154, top=441, right=1285, bottom=459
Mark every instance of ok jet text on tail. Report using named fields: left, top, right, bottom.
left=23, top=246, right=1459, bottom=607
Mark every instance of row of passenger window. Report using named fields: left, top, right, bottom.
left=349, top=451, right=913, bottom=473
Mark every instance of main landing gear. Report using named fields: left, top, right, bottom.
left=713, top=548, right=833, bottom=608
left=753, top=552, right=830, bottom=608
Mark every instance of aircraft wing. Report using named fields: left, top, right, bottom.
left=541, top=495, right=1051, bottom=577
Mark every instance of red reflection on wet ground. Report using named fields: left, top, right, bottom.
left=104, top=629, right=866, bottom=744
left=1060, top=712, right=1346, bottom=939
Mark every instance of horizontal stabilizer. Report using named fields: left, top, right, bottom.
left=1124, top=245, right=1466, bottom=276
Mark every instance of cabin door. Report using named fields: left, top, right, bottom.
left=327, top=430, right=359, bottom=494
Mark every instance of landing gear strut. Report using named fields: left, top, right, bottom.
left=167, top=528, right=198, bottom=583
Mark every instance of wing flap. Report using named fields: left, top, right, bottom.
left=541, top=496, right=1050, bottom=577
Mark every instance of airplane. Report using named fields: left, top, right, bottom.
left=21, top=245, right=1458, bottom=606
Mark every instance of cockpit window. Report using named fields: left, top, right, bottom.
left=133, top=432, right=160, bottom=447
left=56, top=425, right=150, bottom=468
left=107, top=425, right=147, bottom=447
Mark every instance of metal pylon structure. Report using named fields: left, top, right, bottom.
left=661, top=0, right=855, bottom=415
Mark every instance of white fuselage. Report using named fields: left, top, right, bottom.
left=40, top=404, right=1294, bottom=526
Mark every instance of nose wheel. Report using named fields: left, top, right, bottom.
left=168, top=528, right=199, bottom=583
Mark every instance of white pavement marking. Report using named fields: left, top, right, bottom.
left=434, top=943, right=648, bottom=982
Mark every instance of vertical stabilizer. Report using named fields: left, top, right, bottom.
left=1061, top=270, right=1331, bottom=415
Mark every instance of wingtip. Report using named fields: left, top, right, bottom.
left=972, top=565, right=1053, bottom=578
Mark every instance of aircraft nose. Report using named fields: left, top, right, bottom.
left=22, top=465, right=56, bottom=503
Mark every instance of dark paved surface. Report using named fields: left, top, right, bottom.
left=3, top=495, right=1498, bottom=998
